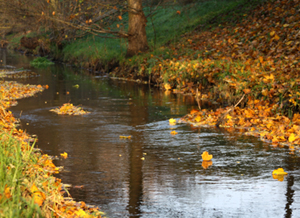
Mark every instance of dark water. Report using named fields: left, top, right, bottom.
left=3, top=49, right=300, bottom=218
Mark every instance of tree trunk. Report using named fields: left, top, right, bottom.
left=126, top=0, right=149, bottom=57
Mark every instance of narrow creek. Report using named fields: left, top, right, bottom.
left=3, top=49, right=300, bottom=217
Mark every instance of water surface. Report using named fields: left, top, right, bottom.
left=2, top=49, right=300, bottom=218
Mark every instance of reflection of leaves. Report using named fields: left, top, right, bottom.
left=202, top=160, right=213, bottom=169
left=201, top=151, right=213, bottom=161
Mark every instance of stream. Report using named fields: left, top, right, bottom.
left=2, top=49, right=300, bottom=217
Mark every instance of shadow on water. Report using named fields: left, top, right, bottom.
left=2, top=49, right=300, bottom=218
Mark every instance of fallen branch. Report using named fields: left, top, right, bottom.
left=216, top=94, right=245, bottom=127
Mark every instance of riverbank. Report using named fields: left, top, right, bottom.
left=4, top=0, right=300, bottom=147
left=0, top=79, right=104, bottom=217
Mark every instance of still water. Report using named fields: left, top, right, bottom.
left=2, top=49, right=300, bottom=217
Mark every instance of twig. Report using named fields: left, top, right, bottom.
left=195, top=88, right=201, bottom=110
left=216, top=94, right=245, bottom=127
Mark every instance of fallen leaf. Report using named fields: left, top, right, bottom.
left=119, top=135, right=131, bottom=139
left=272, top=168, right=288, bottom=175
left=169, top=118, right=176, bottom=125
left=60, top=152, right=68, bottom=159
left=201, top=151, right=213, bottom=161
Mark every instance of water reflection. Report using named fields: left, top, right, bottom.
left=2, top=49, right=300, bottom=218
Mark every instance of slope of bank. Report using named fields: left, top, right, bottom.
left=0, top=79, right=104, bottom=217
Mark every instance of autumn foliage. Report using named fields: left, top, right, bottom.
left=0, top=81, right=103, bottom=217
left=140, top=0, right=300, bottom=114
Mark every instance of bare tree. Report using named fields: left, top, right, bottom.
left=0, top=0, right=149, bottom=57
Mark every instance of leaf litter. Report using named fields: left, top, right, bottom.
left=0, top=80, right=104, bottom=217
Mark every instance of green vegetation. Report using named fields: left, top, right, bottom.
left=59, top=0, right=263, bottom=66
left=30, top=57, right=54, bottom=68
left=0, top=131, right=41, bottom=218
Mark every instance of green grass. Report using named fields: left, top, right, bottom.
left=60, top=0, right=262, bottom=66
left=0, top=130, right=42, bottom=218
left=30, top=57, right=54, bottom=68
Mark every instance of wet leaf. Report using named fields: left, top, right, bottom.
left=169, top=118, right=176, bottom=125
left=201, top=151, right=213, bottom=161
left=119, top=135, right=131, bottom=139
left=60, top=152, right=68, bottom=159
left=288, top=133, right=298, bottom=143
left=272, top=168, right=288, bottom=175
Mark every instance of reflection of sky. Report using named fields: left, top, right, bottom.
left=141, top=173, right=288, bottom=217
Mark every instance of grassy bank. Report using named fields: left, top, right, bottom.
left=0, top=81, right=103, bottom=217
left=6, top=0, right=300, bottom=115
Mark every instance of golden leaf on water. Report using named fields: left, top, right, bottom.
left=201, top=151, right=213, bottom=161
left=60, top=152, right=68, bottom=159
left=164, top=83, right=172, bottom=90
left=272, top=174, right=285, bottom=182
left=272, top=168, right=288, bottom=175
left=169, top=118, right=176, bottom=125
left=202, top=160, right=213, bottom=169
left=119, top=135, right=131, bottom=139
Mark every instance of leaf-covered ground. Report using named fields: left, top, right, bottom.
left=144, top=0, right=300, bottom=150
left=0, top=81, right=103, bottom=217
left=141, top=0, right=299, bottom=111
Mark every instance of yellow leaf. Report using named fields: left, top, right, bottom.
left=272, top=174, right=285, bottom=182
left=30, top=184, right=45, bottom=206
left=273, top=34, right=280, bottom=41
left=169, top=118, right=176, bottom=125
left=60, top=152, right=68, bottom=159
left=272, top=168, right=288, bottom=175
left=270, top=31, right=275, bottom=36
left=75, top=209, right=87, bottom=217
left=201, top=151, right=213, bottom=161
left=171, top=130, right=178, bottom=135
left=164, top=83, right=171, bottom=90
left=119, top=135, right=131, bottom=139
left=288, top=133, right=298, bottom=142
left=118, top=15, right=122, bottom=20
left=195, top=115, right=201, bottom=122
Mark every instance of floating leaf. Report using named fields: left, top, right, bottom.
left=119, top=135, right=131, bottom=139
left=201, top=151, right=213, bottom=161
left=170, top=130, right=178, bottom=135
left=169, top=118, right=176, bottom=125
left=272, top=168, right=288, bottom=175
left=60, top=152, right=68, bottom=159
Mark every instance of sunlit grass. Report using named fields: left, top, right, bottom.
left=61, top=0, right=265, bottom=66
left=0, top=130, right=42, bottom=218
